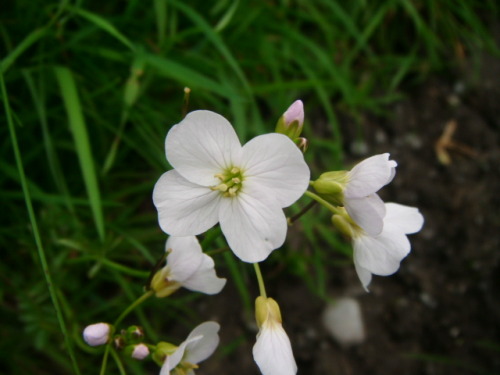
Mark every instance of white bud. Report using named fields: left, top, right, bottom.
left=132, top=343, right=150, bottom=360
left=83, top=323, right=111, bottom=346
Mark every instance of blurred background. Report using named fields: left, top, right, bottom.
left=1, top=1, right=499, bottom=374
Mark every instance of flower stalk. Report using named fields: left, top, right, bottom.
left=253, top=263, right=267, bottom=299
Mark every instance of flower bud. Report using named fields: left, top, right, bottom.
left=275, top=100, right=304, bottom=139
left=127, top=343, right=150, bottom=360
left=294, top=137, right=309, bottom=153
left=123, top=325, right=144, bottom=343
left=255, top=296, right=282, bottom=328
left=83, top=323, right=111, bottom=346
left=310, top=171, right=349, bottom=206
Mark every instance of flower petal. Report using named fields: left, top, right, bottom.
left=344, top=194, right=386, bottom=236
left=166, top=110, right=242, bottom=186
left=184, top=321, right=221, bottom=365
left=345, top=153, right=397, bottom=198
left=354, top=259, right=373, bottom=291
left=241, top=133, right=310, bottom=207
left=153, top=170, right=221, bottom=236
left=219, top=192, right=287, bottom=263
left=182, top=253, right=226, bottom=295
left=167, top=337, right=197, bottom=371
left=164, top=236, right=226, bottom=294
left=253, top=322, right=297, bottom=375
left=166, top=236, right=204, bottom=283
left=160, top=356, right=172, bottom=375
left=384, top=203, right=424, bottom=234
left=353, top=227, right=411, bottom=276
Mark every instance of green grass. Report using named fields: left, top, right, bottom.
left=1, top=0, right=498, bottom=373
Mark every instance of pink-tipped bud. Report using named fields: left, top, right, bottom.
left=83, top=323, right=111, bottom=346
left=276, top=100, right=305, bottom=139
left=283, top=100, right=304, bottom=128
left=132, top=343, right=150, bottom=360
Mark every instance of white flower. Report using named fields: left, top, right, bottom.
left=82, top=322, right=110, bottom=346
left=160, top=321, right=220, bottom=375
left=252, top=297, right=297, bottom=375
left=151, top=236, right=226, bottom=298
left=352, top=203, right=424, bottom=290
left=153, top=110, right=310, bottom=263
left=344, top=153, right=397, bottom=236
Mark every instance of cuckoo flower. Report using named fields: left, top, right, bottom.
left=151, top=236, right=226, bottom=298
left=338, top=203, right=424, bottom=290
left=253, top=297, right=297, bottom=375
left=153, top=110, right=310, bottom=263
left=159, top=322, right=220, bottom=375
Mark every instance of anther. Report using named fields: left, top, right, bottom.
left=214, top=173, right=225, bottom=180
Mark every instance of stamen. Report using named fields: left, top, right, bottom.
left=228, top=187, right=238, bottom=196
left=210, top=183, right=229, bottom=192
left=211, top=166, right=244, bottom=197
left=214, top=173, right=225, bottom=180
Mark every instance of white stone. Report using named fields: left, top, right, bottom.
left=322, top=297, right=365, bottom=346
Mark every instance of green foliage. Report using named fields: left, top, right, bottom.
left=1, top=0, right=498, bottom=373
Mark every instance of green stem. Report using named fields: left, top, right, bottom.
left=99, top=290, right=154, bottom=375
left=304, top=190, right=342, bottom=214
left=99, top=258, right=150, bottom=278
left=253, top=263, right=267, bottom=299
left=114, top=290, right=154, bottom=328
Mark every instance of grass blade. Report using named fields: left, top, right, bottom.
left=71, top=7, right=135, bottom=51
left=54, top=66, right=105, bottom=242
left=0, top=27, right=47, bottom=74
left=1, top=71, right=82, bottom=375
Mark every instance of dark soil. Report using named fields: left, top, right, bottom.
left=194, top=56, right=500, bottom=375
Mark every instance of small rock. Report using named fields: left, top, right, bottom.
left=322, top=297, right=365, bottom=346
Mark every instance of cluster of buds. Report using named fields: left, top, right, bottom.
left=83, top=323, right=150, bottom=361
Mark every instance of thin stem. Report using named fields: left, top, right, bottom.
left=109, top=346, right=127, bottom=375
left=253, top=263, right=267, bottom=299
left=114, top=290, right=154, bottom=328
left=99, top=290, right=154, bottom=375
left=288, top=200, right=317, bottom=225
left=205, top=246, right=229, bottom=256
left=304, top=190, right=342, bottom=214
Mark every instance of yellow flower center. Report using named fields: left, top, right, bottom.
left=210, top=166, right=244, bottom=197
